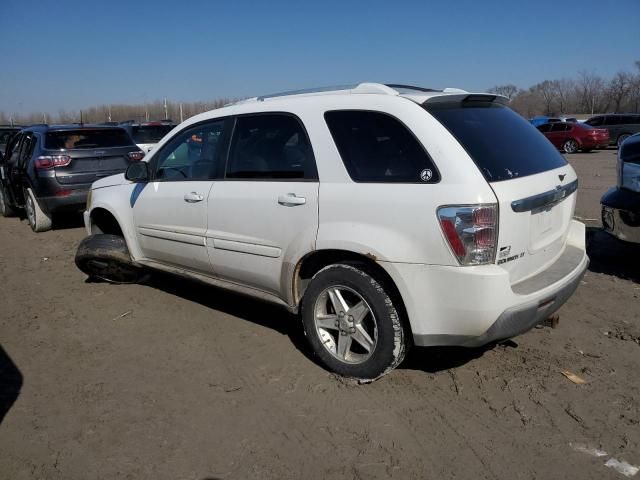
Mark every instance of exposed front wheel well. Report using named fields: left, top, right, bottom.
left=294, top=249, right=410, bottom=332
left=90, top=208, right=123, bottom=236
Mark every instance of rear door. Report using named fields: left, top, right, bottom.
left=132, top=118, right=229, bottom=273
left=44, top=128, right=138, bottom=186
left=207, top=113, right=319, bottom=297
left=603, top=116, right=621, bottom=143
left=547, top=123, right=567, bottom=148
left=426, top=100, right=576, bottom=284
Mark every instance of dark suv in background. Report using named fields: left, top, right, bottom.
left=585, top=114, right=640, bottom=147
left=0, top=125, right=144, bottom=232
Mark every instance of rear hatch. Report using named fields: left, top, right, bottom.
left=45, top=128, right=140, bottom=185
left=426, top=98, right=577, bottom=284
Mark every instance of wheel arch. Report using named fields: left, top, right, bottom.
left=292, top=249, right=411, bottom=333
left=86, top=200, right=142, bottom=261
left=89, top=207, right=124, bottom=236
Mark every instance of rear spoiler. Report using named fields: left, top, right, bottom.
left=423, top=93, right=510, bottom=106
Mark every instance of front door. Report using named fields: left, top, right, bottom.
left=207, top=113, right=319, bottom=298
left=132, top=119, right=229, bottom=273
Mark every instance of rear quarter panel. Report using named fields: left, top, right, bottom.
left=301, top=96, right=497, bottom=265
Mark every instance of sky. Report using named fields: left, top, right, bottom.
left=0, top=0, right=638, bottom=115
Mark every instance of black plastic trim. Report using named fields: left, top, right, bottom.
left=511, top=179, right=578, bottom=213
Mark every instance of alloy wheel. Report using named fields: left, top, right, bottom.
left=564, top=139, right=578, bottom=154
left=313, top=285, right=378, bottom=364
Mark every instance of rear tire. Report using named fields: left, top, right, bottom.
left=24, top=187, right=52, bottom=232
left=563, top=139, right=579, bottom=154
left=0, top=184, right=16, bottom=217
left=301, top=263, right=408, bottom=381
left=75, top=234, right=147, bottom=284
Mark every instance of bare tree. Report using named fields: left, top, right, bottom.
left=576, top=70, right=607, bottom=114
left=552, top=79, right=574, bottom=114
left=530, top=80, right=558, bottom=115
left=488, top=84, right=519, bottom=100
left=608, top=71, right=632, bottom=113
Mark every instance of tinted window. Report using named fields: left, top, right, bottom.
left=45, top=129, right=134, bottom=149
left=537, top=124, right=552, bottom=133
left=18, top=135, right=36, bottom=167
left=154, top=120, right=226, bottom=181
left=550, top=123, right=568, bottom=132
left=586, top=116, right=603, bottom=126
left=426, top=102, right=567, bottom=182
left=0, top=129, right=18, bottom=149
left=324, top=110, right=439, bottom=183
left=8, top=134, right=23, bottom=163
left=633, top=116, right=640, bottom=124
left=620, top=135, right=640, bottom=164
left=226, top=114, right=317, bottom=180
left=132, top=125, right=174, bottom=144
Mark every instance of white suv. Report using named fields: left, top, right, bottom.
left=76, top=83, right=588, bottom=380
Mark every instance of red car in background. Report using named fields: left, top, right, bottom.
left=537, top=122, right=609, bottom=153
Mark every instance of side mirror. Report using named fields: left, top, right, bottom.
left=125, top=162, right=149, bottom=183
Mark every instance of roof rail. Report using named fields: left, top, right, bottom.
left=385, top=84, right=442, bottom=93
left=257, top=84, right=357, bottom=101
left=256, top=82, right=402, bottom=102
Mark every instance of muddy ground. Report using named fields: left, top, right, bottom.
left=1, top=149, right=639, bottom=479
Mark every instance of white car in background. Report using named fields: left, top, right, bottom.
left=75, top=83, right=588, bottom=380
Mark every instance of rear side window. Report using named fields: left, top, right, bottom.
left=537, top=124, right=551, bottom=133
left=426, top=102, right=567, bottom=182
left=324, top=110, right=439, bottom=183
left=226, top=114, right=317, bottom=180
left=586, top=116, right=603, bottom=126
left=45, top=129, right=134, bottom=150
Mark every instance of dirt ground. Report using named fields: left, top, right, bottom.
left=1, top=148, right=639, bottom=480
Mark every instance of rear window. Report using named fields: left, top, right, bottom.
left=425, top=102, right=567, bottom=182
left=45, top=129, right=134, bottom=150
left=132, top=125, right=174, bottom=144
left=324, top=110, right=440, bottom=183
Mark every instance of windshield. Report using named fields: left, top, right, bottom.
left=46, top=129, right=134, bottom=149
left=425, top=102, right=567, bottom=182
left=132, top=125, right=174, bottom=144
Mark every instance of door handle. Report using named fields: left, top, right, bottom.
left=278, top=193, right=306, bottom=206
left=184, top=192, right=204, bottom=203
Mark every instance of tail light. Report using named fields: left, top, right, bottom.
left=35, top=155, right=71, bottom=169
left=437, top=205, right=498, bottom=265
left=128, top=151, right=145, bottom=161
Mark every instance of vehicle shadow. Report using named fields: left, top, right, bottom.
left=0, top=345, right=23, bottom=425
left=142, top=272, right=509, bottom=375
left=401, top=342, right=504, bottom=374
left=142, top=272, right=322, bottom=367
left=587, top=226, right=640, bottom=283
left=52, top=213, right=85, bottom=230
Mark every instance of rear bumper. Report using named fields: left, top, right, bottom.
left=381, top=220, right=588, bottom=347
left=601, top=187, right=640, bottom=244
left=39, top=189, right=88, bottom=214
